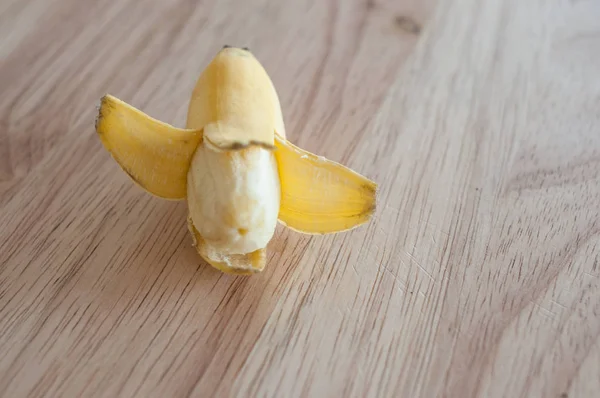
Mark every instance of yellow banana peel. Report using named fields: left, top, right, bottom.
left=95, top=46, right=377, bottom=275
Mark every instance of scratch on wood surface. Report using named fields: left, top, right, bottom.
left=382, top=265, right=409, bottom=293
left=549, top=299, right=568, bottom=310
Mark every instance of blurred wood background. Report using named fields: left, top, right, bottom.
left=1, top=0, right=599, bottom=397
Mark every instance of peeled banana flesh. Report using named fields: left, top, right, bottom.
left=95, top=46, right=377, bottom=275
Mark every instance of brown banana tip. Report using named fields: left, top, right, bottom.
left=94, top=96, right=108, bottom=132
left=363, top=182, right=378, bottom=215
left=94, top=108, right=102, bottom=132
left=205, top=137, right=276, bottom=152
left=222, top=45, right=250, bottom=51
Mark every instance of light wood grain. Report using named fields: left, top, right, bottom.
left=1, top=0, right=599, bottom=397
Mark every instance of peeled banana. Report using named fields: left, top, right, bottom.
left=95, top=46, right=377, bottom=275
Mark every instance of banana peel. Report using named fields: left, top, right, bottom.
left=95, top=46, right=377, bottom=275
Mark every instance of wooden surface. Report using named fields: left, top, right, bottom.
left=1, top=0, right=599, bottom=397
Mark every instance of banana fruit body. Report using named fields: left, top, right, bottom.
left=187, top=142, right=281, bottom=255
left=95, top=46, right=376, bottom=275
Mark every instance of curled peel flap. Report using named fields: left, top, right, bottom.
left=274, top=135, right=377, bottom=234
left=95, top=95, right=203, bottom=199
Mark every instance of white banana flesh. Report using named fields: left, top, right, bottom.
left=186, top=143, right=280, bottom=256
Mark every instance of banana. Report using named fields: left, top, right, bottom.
left=95, top=46, right=377, bottom=275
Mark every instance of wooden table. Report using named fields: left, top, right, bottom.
left=1, top=0, right=599, bottom=397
